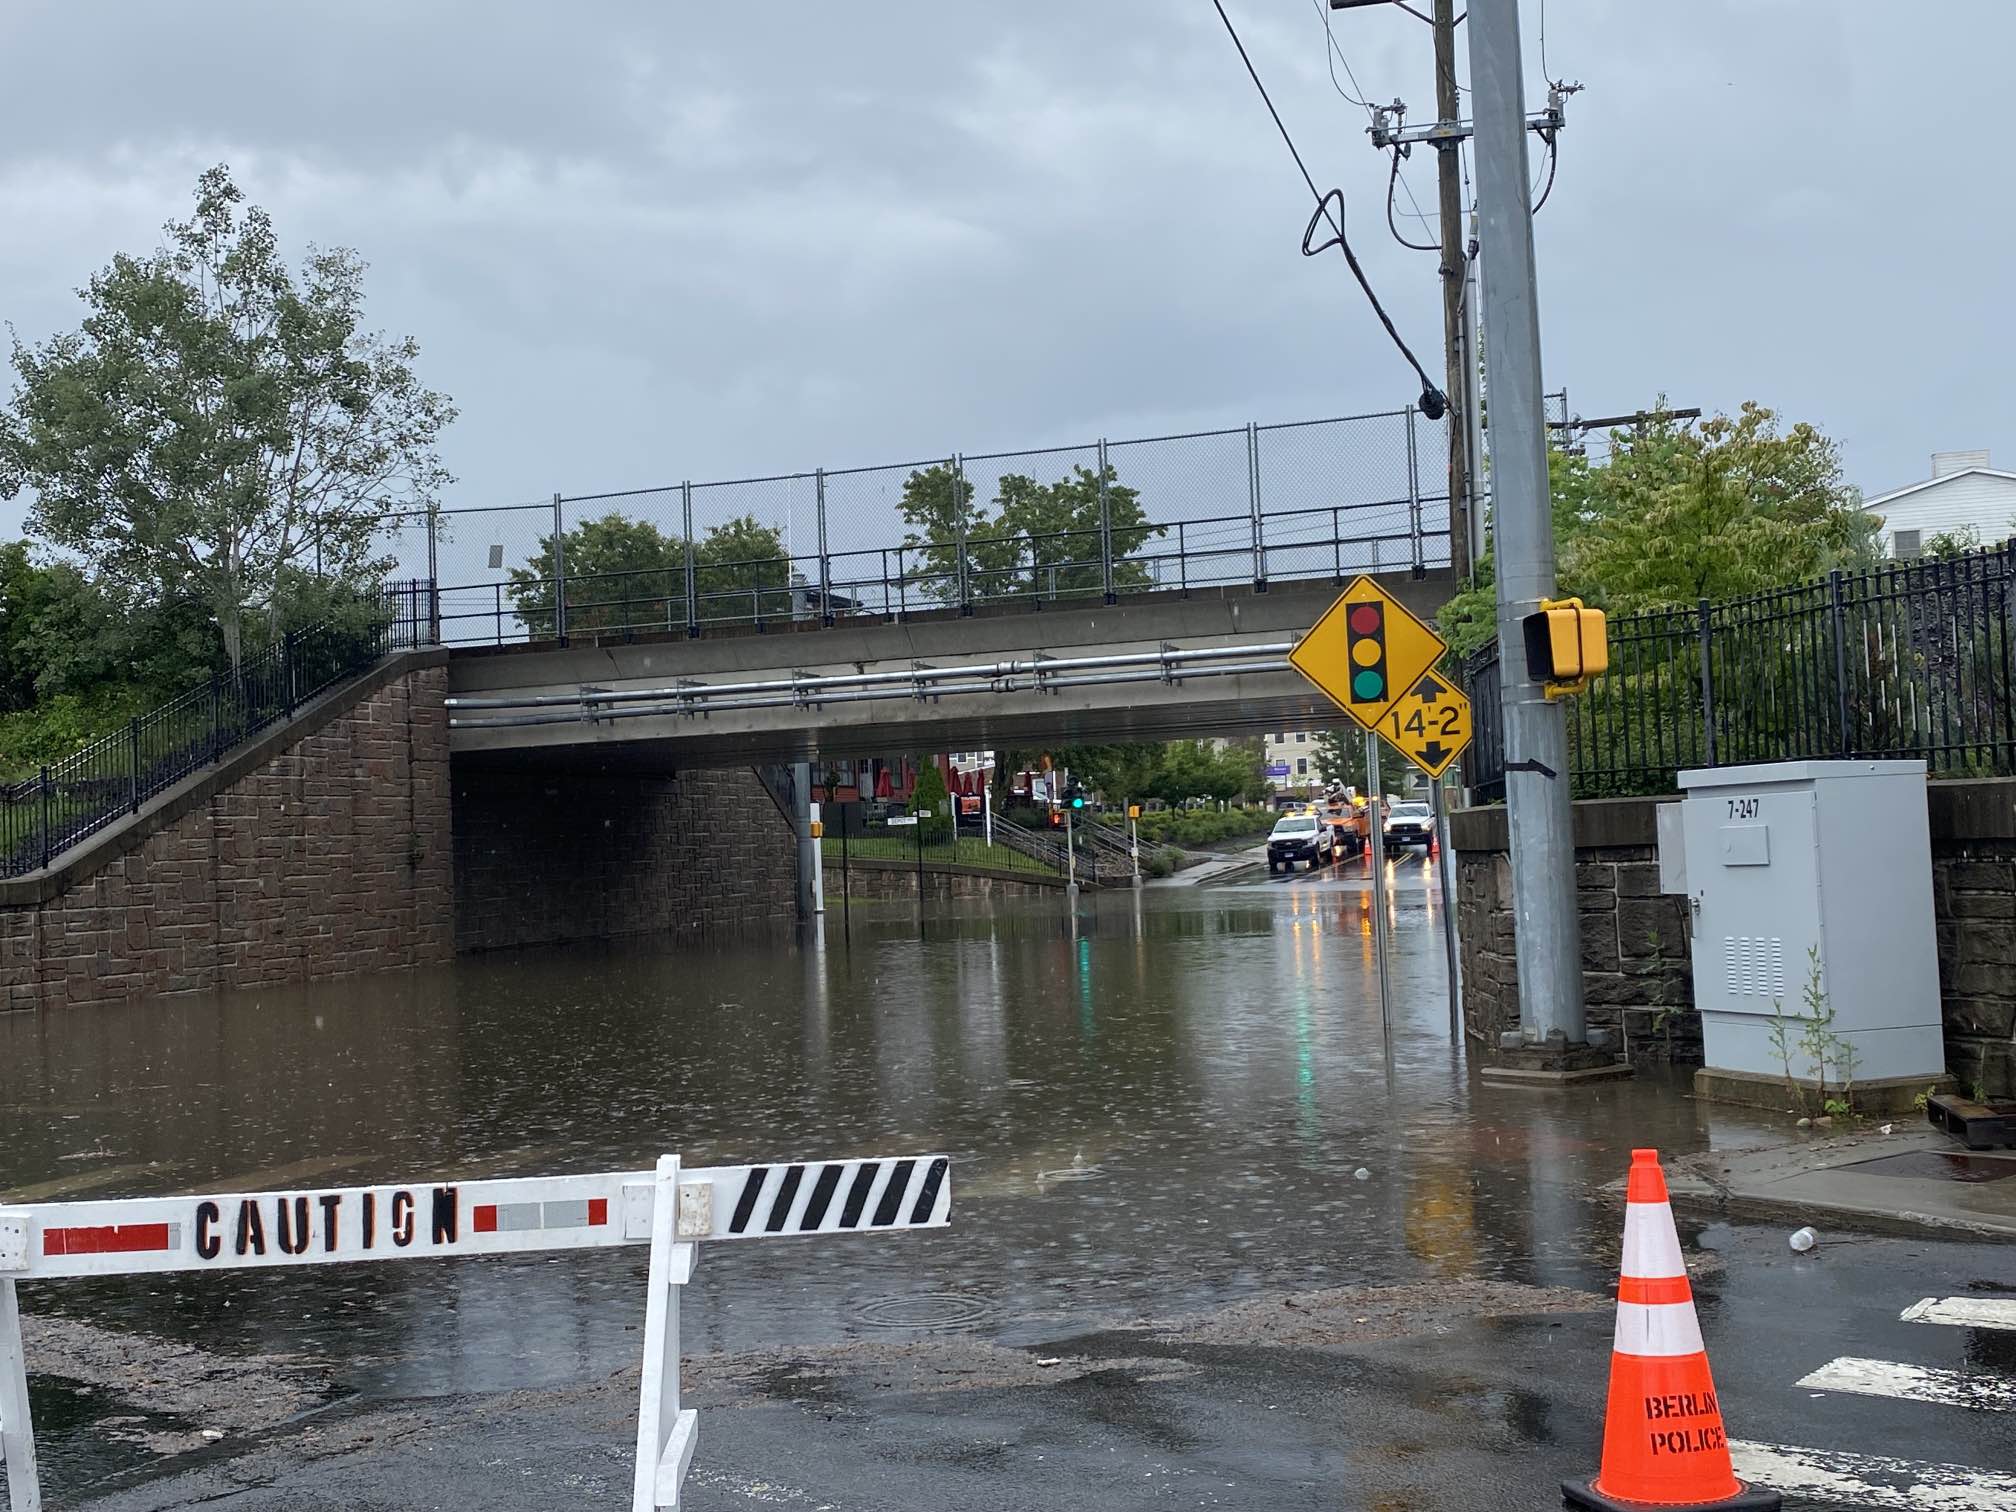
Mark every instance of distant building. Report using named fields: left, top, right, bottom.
left=1262, top=731, right=1317, bottom=792
left=1862, top=450, right=2016, bottom=558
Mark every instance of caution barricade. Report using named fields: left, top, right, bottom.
left=1563, top=1149, right=1777, bottom=1511
left=0, top=1152, right=951, bottom=1512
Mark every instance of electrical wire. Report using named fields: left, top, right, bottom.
left=1540, top=0, right=1552, bottom=85
left=1531, top=134, right=1559, bottom=213
left=1312, top=0, right=1376, bottom=115
left=1385, top=151, right=1440, bottom=252
left=1210, top=0, right=1447, bottom=416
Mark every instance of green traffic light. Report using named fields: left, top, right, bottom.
left=1352, top=669, right=1385, bottom=699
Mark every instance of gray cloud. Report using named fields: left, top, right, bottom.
left=1, top=0, right=2007, bottom=548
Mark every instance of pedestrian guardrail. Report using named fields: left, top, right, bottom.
left=380, top=409, right=1452, bottom=647
left=0, top=1150, right=951, bottom=1511
left=0, top=582, right=437, bottom=880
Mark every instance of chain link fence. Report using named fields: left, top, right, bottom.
left=398, top=405, right=1452, bottom=645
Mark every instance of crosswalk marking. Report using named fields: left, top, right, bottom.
left=1729, top=1441, right=2016, bottom=1511
left=1798, top=1356, right=2016, bottom=1413
left=1904, top=1296, right=2016, bottom=1331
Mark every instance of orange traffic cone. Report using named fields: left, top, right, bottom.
left=1562, top=1150, right=1779, bottom=1511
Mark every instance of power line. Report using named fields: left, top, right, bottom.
left=1530, top=134, right=1559, bottom=213
left=1385, top=151, right=1440, bottom=252
left=1312, top=0, right=1376, bottom=114
left=1210, top=0, right=1446, bottom=414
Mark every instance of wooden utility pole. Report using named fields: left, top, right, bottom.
left=1432, top=0, right=1472, bottom=585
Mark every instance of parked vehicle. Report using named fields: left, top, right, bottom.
left=1382, top=799, right=1434, bottom=851
left=1267, top=812, right=1341, bottom=873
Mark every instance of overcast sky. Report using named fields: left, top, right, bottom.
left=0, top=0, right=2007, bottom=543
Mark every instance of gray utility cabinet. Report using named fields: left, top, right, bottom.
left=1661, top=760, right=1944, bottom=1082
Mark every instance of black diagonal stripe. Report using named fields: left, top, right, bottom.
left=838, top=1162, right=881, bottom=1228
left=799, top=1164, right=845, bottom=1230
left=729, top=1167, right=769, bottom=1234
left=765, top=1164, right=807, bottom=1232
left=870, top=1159, right=916, bottom=1227
left=907, top=1157, right=949, bottom=1226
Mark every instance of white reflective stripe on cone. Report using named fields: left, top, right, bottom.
left=1614, top=1300, right=1706, bottom=1359
left=1620, top=1201, right=1686, bottom=1279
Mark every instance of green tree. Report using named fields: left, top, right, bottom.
left=898, top=462, right=1165, bottom=602
left=510, top=513, right=682, bottom=636
left=509, top=511, right=792, bottom=635
left=1312, top=727, right=1414, bottom=797
left=0, top=166, right=454, bottom=672
left=1438, top=402, right=1876, bottom=657
left=1563, top=404, right=1874, bottom=610
left=909, top=756, right=953, bottom=843
left=695, top=513, right=794, bottom=621
left=1148, top=740, right=1251, bottom=805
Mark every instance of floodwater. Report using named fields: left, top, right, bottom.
left=0, top=854, right=1782, bottom=1412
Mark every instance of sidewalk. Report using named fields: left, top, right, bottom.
left=1663, top=1124, right=2016, bottom=1240
left=1150, top=841, right=1268, bottom=886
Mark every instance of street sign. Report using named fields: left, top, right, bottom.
left=1288, top=576, right=1448, bottom=734
left=886, top=815, right=918, bottom=827
left=1377, top=672, right=1473, bottom=779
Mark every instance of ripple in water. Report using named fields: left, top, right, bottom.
left=851, top=1292, right=993, bottom=1331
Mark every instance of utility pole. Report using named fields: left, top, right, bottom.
left=1466, top=0, right=1593, bottom=1067
left=1432, top=0, right=1471, bottom=585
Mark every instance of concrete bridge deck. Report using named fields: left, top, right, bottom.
left=446, top=574, right=1457, bottom=769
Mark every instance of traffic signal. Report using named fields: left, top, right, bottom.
left=1345, top=600, right=1389, bottom=706
left=1067, top=788, right=1087, bottom=811
left=1523, top=597, right=1609, bottom=699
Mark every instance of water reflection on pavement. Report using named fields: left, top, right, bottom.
left=0, top=876, right=1781, bottom=1405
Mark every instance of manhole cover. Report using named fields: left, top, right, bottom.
left=1844, top=1150, right=2016, bottom=1184
left=851, top=1292, right=992, bottom=1330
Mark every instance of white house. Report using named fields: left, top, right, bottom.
left=1862, top=450, right=2016, bottom=558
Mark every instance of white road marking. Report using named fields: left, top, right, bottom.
left=1905, top=1296, right=2016, bottom=1331
left=1797, top=1356, right=2016, bottom=1413
left=1730, top=1441, right=2016, bottom=1510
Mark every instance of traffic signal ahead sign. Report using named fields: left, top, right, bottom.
left=1288, top=576, right=1448, bottom=734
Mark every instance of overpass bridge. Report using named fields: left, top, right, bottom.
left=444, top=573, right=1459, bottom=770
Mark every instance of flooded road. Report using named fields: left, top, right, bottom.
left=1, top=858, right=1787, bottom=1463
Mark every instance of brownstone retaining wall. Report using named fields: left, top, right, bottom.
left=0, top=654, right=454, bottom=1010
left=1451, top=800, right=1697, bottom=1068
left=452, top=766, right=796, bottom=951
left=1451, top=780, right=2016, bottom=1096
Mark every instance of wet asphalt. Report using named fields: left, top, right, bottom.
left=4, top=858, right=2012, bottom=1509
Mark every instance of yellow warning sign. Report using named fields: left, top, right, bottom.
left=1377, top=672, right=1473, bottom=779
left=1287, top=576, right=1449, bottom=734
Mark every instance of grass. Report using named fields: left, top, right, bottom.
left=820, top=835, right=1062, bottom=876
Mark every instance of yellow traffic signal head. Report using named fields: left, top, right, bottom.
left=1522, top=597, right=1608, bottom=698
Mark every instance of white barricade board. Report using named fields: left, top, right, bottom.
left=0, top=1152, right=951, bottom=1512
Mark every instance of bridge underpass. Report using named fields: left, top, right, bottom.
left=444, top=573, right=1458, bottom=771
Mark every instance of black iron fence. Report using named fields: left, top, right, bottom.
left=1467, top=545, right=2016, bottom=799
left=0, top=582, right=435, bottom=877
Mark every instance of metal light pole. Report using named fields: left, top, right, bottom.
left=1467, top=0, right=1586, bottom=1051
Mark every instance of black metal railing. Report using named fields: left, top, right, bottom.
left=1466, top=545, right=2016, bottom=799
left=0, top=582, right=435, bottom=877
